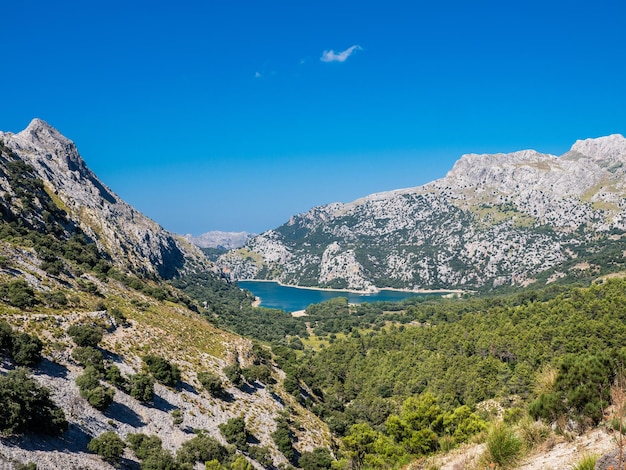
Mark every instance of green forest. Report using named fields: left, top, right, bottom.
left=176, top=274, right=626, bottom=468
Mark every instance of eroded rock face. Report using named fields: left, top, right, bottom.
left=0, top=119, right=209, bottom=278
left=219, top=135, right=626, bottom=291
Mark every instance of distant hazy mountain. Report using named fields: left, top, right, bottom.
left=183, top=230, right=255, bottom=250
left=219, top=134, right=626, bottom=291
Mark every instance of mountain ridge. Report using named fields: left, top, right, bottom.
left=0, top=119, right=209, bottom=279
left=219, top=134, right=626, bottom=291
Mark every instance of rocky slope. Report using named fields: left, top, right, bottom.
left=0, top=119, right=208, bottom=279
left=0, top=120, right=331, bottom=468
left=219, top=135, right=626, bottom=291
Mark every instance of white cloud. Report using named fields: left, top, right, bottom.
left=320, top=45, right=362, bottom=63
left=255, top=72, right=262, bottom=78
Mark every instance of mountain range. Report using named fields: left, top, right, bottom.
left=218, top=134, right=626, bottom=291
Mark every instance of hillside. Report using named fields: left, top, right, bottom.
left=0, top=119, right=208, bottom=279
left=0, top=122, right=331, bottom=469
left=219, top=134, right=626, bottom=291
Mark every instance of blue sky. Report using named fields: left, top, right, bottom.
left=1, top=1, right=625, bottom=235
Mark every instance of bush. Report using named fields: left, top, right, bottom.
left=0, top=368, right=67, bottom=435
left=0, top=280, right=37, bottom=308
left=483, top=423, right=523, bottom=469
left=127, top=433, right=163, bottom=459
left=223, top=363, right=243, bottom=388
left=76, top=365, right=115, bottom=410
left=0, top=320, right=13, bottom=351
left=219, top=416, right=250, bottom=451
left=272, top=415, right=296, bottom=463
left=140, top=448, right=179, bottom=469
left=105, top=365, right=127, bottom=389
left=176, top=434, right=230, bottom=466
left=517, top=418, right=550, bottom=450
left=143, top=355, right=180, bottom=387
left=84, top=385, right=115, bottom=410
left=75, top=365, right=102, bottom=390
left=298, top=447, right=334, bottom=469
left=171, top=409, right=183, bottom=425
left=128, top=373, right=155, bottom=402
left=248, top=445, right=273, bottom=467
left=197, top=371, right=224, bottom=396
left=241, top=364, right=274, bottom=385
left=88, top=431, right=126, bottom=462
left=572, top=454, right=598, bottom=470
left=229, top=456, right=253, bottom=470
left=11, top=332, right=43, bottom=366
left=72, top=346, right=105, bottom=371
left=67, top=324, right=103, bottom=347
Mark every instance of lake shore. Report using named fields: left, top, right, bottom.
left=239, top=278, right=465, bottom=295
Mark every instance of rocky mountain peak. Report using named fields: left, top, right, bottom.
left=567, top=134, right=626, bottom=162
left=1, top=120, right=209, bottom=278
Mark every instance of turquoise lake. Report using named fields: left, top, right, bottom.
left=238, top=280, right=446, bottom=312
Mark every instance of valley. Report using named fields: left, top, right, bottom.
left=1, top=120, right=626, bottom=470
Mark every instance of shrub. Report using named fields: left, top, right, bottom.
left=483, top=423, right=523, bottom=469
left=241, top=364, right=274, bottom=385
left=0, top=280, right=37, bottom=308
left=197, top=371, right=224, bottom=396
left=128, top=373, right=155, bottom=402
left=143, top=355, right=180, bottom=387
left=11, top=332, right=43, bottom=367
left=67, top=324, right=103, bottom=347
left=272, top=415, right=296, bottom=463
left=105, top=365, right=127, bottom=389
left=0, top=320, right=13, bottom=351
left=517, top=418, right=550, bottom=450
left=176, top=434, right=230, bottom=466
left=0, top=368, right=67, bottom=435
left=72, top=346, right=105, bottom=371
left=229, top=456, right=253, bottom=470
left=88, top=431, right=126, bottom=463
left=76, top=365, right=103, bottom=390
left=84, top=385, right=115, bottom=410
left=109, top=307, right=128, bottom=326
left=171, top=409, right=183, bottom=425
left=140, top=448, right=179, bottom=469
left=572, top=454, right=598, bottom=470
left=76, top=365, right=115, bottom=410
left=219, top=416, right=250, bottom=451
left=223, top=363, right=243, bottom=388
left=298, top=447, right=334, bottom=469
left=126, top=433, right=163, bottom=459
left=41, top=290, right=67, bottom=307
left=248, top=445, right=273, bottom=467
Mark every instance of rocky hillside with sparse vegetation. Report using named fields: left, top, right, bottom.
left=0, top=123, right=332, bottom=469
left=219, top=134, right=626, bottom=292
